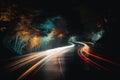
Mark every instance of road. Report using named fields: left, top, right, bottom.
left=1, top=42, right=120, bottom=80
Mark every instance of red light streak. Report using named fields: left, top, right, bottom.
left=77, top=41, right=120, bottom=72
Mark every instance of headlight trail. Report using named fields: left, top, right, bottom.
left=7, top=44, right=74, bottom=80
left=77, top=41, right=120, bottom=72
left=58, top=56, right=64, bottom=78
left=7, top=41, right=120, bottom=80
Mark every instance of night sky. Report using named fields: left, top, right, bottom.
left=0, top=0, right=120, bottom=80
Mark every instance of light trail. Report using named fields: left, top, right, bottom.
left=58, top=56, right=65, bottom=79
left=78, top=46, right=110, bottom=71
left=8, top=44, right=74, bottom=80
left=77, top=41, right=120, bottom=72
left=7, top=41, right=120, bottom=80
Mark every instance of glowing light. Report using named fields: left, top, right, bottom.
left=40, top=16, right=61, bottom=32
left=58, top=33, right=64, bottom=38
left=68, top=36, right=77, bottom=42
left=30, top=36, right=41, bottom=48
left=8, top=44, right=74, bottom=80
left=2, top=15, right=67, bottom=54
left=19, top=31, right=30, bottom=38
left=77, top=41, right=120, bottom=72
left=90, top=30, right=104, bottom=42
